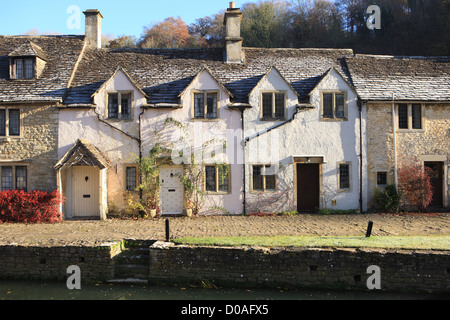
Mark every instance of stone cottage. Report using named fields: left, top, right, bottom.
left=1, top=4, right=448, bottom=220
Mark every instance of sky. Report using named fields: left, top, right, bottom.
left=0, top=0, right=251, bottom=38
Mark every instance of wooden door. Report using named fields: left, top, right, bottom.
left=160, top=166, right=184, bottom=215
left=297, top=164, right=320, bottom=212
left=72, top=166, right=100, bottom=217
left=425, top=162, right=444, bottom=207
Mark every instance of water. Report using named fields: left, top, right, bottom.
left=0, top=280, right=447, bottom=300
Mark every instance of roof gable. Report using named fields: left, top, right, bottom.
left=91, top=66, right=148, bottom=98
left=249, top=66, right=299, bottom=98
left=55, top=139, right=110, bottom=170
left=9, top=40, right=47, bottom=61
left=309, top=66, right=358, bottom=97
left=178, top=66, right=233, bottom=99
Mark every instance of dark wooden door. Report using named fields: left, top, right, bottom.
left=297, top=164, right=320, bottom=212
left=424, top=162, right=443, bottom=207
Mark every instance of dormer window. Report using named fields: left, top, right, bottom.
left=8, top=41, right=47, bottom=80
left=14, top=58, right=35, bottom=79
left=107, top=92, right=132, bottom=120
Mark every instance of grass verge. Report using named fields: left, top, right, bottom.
left=173, top=235, right=450, bottom=251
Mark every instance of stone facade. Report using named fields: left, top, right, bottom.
left=366, top=102, right=450, bottom=208
left=0, top=103, right=59, bottom=192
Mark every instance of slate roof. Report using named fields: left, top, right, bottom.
left=64, top=47, right=354, bottom=106
left=0, top=35, right=85, bottom=103
left=345, top=55, right=450, bottom=102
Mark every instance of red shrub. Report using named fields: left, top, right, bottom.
left=398, top=163, right=433, bottom=212
left=0, top=190, right=64, bottom=224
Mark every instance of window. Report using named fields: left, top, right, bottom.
left=125, top=166, right=137, bottom=192
left=193, top=91, right=218, bottom=119
left=13, top=58, right=34, bottom=79
left=108, top=93, right=132, bottom=120
left=338, top=163, right=350, bottom=190
left=0, top=165, right=27, bottom=191
left=252, top=165, right=276, bottom=192
left=261, top=92, right=285, bottom=120
left=205, top=165, right=230, bottom=193
left=322, top=92, right=346, bottom=120
left=398, top=103, right=423, bottom=130
left=377, top=172, right=387, bottom=186
left=0, top=108, right=21, bottom=137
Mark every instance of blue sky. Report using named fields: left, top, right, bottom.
left=1, top=0, right=251, bottom=38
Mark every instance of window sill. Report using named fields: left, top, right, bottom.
left=321, top=117, right=348, bottom=122
left=250, top=189, right=277, bottom=194
left=260, top=117, right=285, bottom=122
left=205, top=191, right=231, bottom=195
left=397, top=128, right=425, bottom=133
left=191, top=118, right=219, bottom=122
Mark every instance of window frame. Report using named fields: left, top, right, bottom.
left=396, top=103, right=425, bottom=131
left=11, top=58, right=35, bottom=80
left=251, top=164, right=277, bottom=193
left=192, top=90, right=220, bottom=120
left=0, top=107, right=22, bottom=138
left=106, top=91, right=133, bottom=121
left=337, top=162, right=351, bottom=192
left=260, top=91, right=286, bottom=121
left=376, top=171, right=388, bottom=187
left=321, top=91, right=348, bottom=121
left=0, top=164, right=29, bottom=192
left=124, top=165, right=139, bottom=192
left=204, top=164, right=231, bottom=194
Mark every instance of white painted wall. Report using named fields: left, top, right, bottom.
left=244, top=68, right=368, bottom=213
left=141, top=70, right=244, bottom=215
left=58, top=70, right=144, bottom=216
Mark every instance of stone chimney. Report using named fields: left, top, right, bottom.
left=224, top=2, right=244, bottom=64
left=83, top=9, right=103, bottom=49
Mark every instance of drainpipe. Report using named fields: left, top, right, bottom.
left=392, top=94, right=398, bottom=188
left=241, top=107, right=246, bottom=215
left=139, top=109, right=145, bottom=203
left=358, top=99, right=363, bottom=213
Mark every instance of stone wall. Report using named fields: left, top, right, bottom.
left=148, top=242, right=450, bottom=293
left=0, top=104, right=59, bottom=192
left=0, top=242, right=122, bottom=282
left=366, top=103, right=450, bottom=208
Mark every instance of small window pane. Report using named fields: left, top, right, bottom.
left=398, top=104, right=408, bottom=129
left=218, top=166, right=229, bottom=192
left=264, top=166, right=276, bottom=190
left=194, top=93, right=205, bottom=118
left=24, top=59, right=34, bottom=79
left=377, top=172, right=387, bottom=186
left=412, top=104, right=422, bottom=129
left=323, top=93, right=333, bottom=118
left=15, top=166, right=27, bottom=192
left=108, top=94, right=119, bottom=119
left=121, top=94, right=132, bottom=120
left=339, top=164, right=350, bottom=189
left=15, top=59, right=23, bottom=79
left=335, top=94, right=345, bottom=118
left=0, top=110, right=5, bottom=136
left=274, top=94, right=285, bottom=119
left=8, top=109, right=20, bottom=136
left=125, top=167, right=137, bottom=191
left=1, top=166, right=13, bottom=191
left=262, top=93, right=273, bottom=118
left=206, top=93, right=217, bottom=119
left=205, top=166, right=216, bottom=191
left=252, top=166, right=264, bottom=191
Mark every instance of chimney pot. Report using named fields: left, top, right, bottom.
left=229, top=2, right=235, bottom=9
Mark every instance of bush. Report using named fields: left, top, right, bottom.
left=398, top=164, right=433, bottom=212
left=0, top=190, right=64, bottom=224
left=373, top=184, right=400, bottom=213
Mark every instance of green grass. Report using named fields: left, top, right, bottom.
left=173, top=235, right=450, bottom=250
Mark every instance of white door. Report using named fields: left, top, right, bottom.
left=160, top=166, right=184, bottom=215
left=72, top=166, right=100, bottom=217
